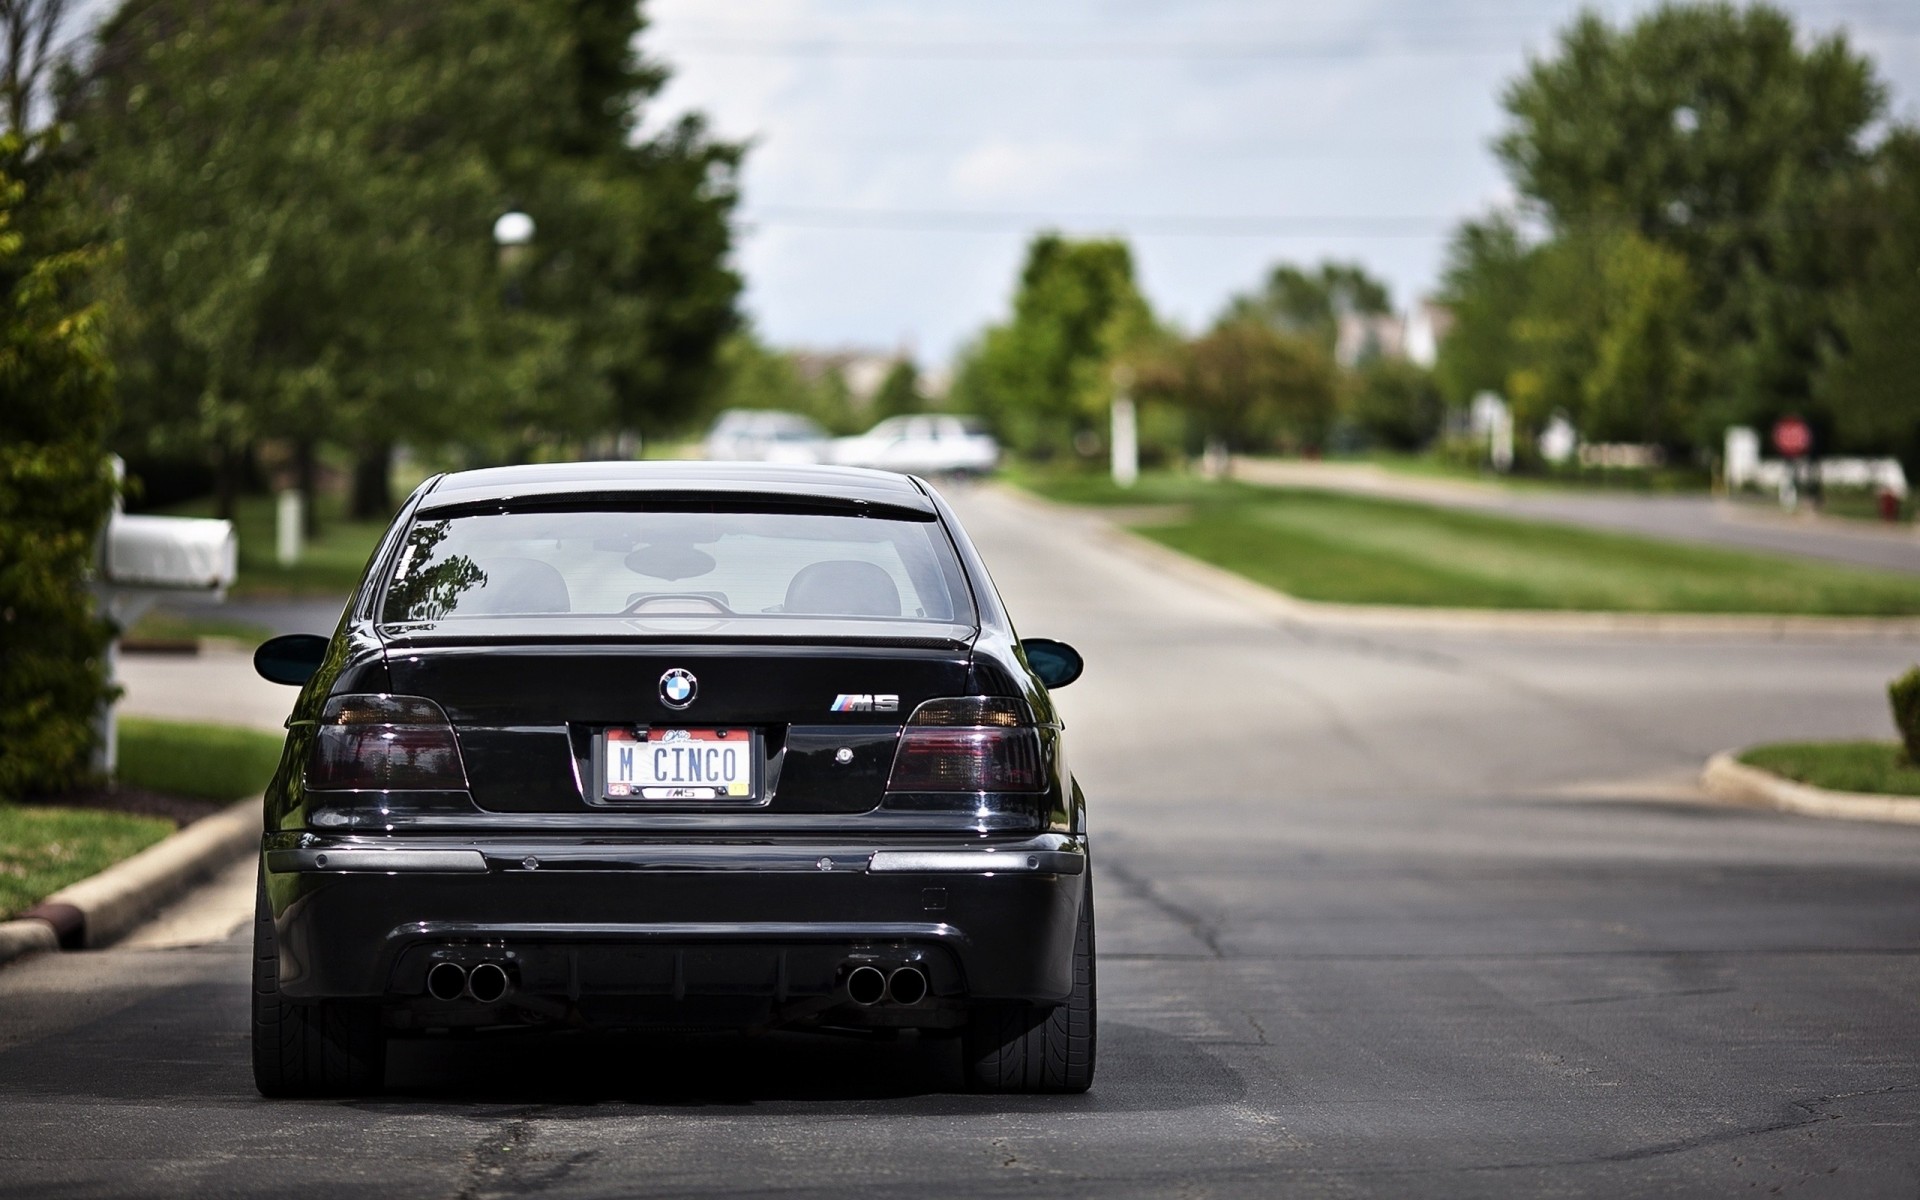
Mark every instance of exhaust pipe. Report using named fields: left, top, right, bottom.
left=467, top=962, right=511, bottom=1004
left=426, top=961, right=468, bottom=1002
left=845, top=965, right=887, bottom=1006
left=886, top=966, right=928, bottom=1006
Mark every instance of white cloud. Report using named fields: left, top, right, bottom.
left=642, top=0, right=1920, bottom=364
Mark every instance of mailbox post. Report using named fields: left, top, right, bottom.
left=92, top=486, right=237, bottom=775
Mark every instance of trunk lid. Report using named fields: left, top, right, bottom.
left=383, top=634, right=973, bottom=816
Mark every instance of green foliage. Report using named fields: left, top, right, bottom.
left=1817, top=131, right=1920, bottom=483
left=1740, top=740, right=1920, bottom=797
left=869, top=360, right=926, bottom=421
left=1434, top=217, right=1531, bottom=410
left=1346, top=358, right=1443, bottom=452
left=159, top=489, right=385, bottom=600
left=1502, top=229, right=1700, bottom=443
left=0, top=136, right=117, bottom=798
left=1220, top=260, right=1390, bottom=350
left=1456, top=2, right=1888, bottom=452
left=950, top=233, right=1154, bottom=457
left=1889, top=667, right=1920, bottom=765
left=1134, top=319, right=1337, bottom=452
left=71, top=0, right=738, bottom=495
left=703, top=332, right=863, bottom=434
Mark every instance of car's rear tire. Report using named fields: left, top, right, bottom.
left=963, top=874, right=1096, bottom=1093
left=252, top=867, right=385, bottom=1097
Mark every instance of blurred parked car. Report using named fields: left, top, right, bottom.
left=702, top=409, right=831, bottom=463
left=831, top=415, right=1000, bottom=477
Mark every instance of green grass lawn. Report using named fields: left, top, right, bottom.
left=118, top=717, right=287, bottom=802
left=1349, top=452, right=1714, bottom=494
left=1013, top=468, right=1920, bottom=615
left=159, top=492, right=387, bottom=599
left=1739, top=741, right=1920, bottom=797
left=124, top=609, right=277, bottom=645
left=0, top=719, right=286, bottom=920
left=0, top=807, right=175, bottom=921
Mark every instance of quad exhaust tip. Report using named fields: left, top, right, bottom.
left=467, top=962, right=511, bottom=1004
left=886, top=966, right=928, bottom=1006
left=846, top=965, right=888, bottom=1006
left=426, top=961, right=467, bottom=1002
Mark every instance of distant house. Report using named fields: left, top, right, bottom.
left=1334, top=301, right=1453, bottom=369
left=1334, top=312, right=1404, bottom=368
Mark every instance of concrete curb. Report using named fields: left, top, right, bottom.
left=1701, top=753, right=1920, bottom=826
left=995, top=483, right=1920, bottom=640
left=0, top=919, right=59, bottom=964
left=0, top=795, right=261, bottom=969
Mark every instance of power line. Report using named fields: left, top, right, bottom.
left=743, top=206, right=1459, bottom=237
left=665, top=23, right=1920, bottom=62
left=668, top=37, right=1533, bottom=62
left=739, top=204, right=1897, bottom=239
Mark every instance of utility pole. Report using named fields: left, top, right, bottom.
left=1111, top=366, right=1138, bottom=489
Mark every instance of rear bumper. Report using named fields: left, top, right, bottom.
left=261, top=832, right=1086, bottom=1011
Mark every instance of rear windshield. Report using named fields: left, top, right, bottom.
left=379, top=507, right=974, bottom=627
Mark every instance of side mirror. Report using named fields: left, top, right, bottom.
left=254, top=633, right=330, bottom=686
left=1022, top=638, right=1084, bottom=689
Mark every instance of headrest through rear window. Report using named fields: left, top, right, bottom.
left=784, top=560, right=901, bottom=617
left=462, top=558, right=571, bottom=614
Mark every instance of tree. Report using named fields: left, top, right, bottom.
left=1347, top=359, right=1444, bottom=452
left=1433, top=216, right=1531, bottom=410
left=0, top=135, right=116, bottom=796
left=701, top=330, right=860, bottom=435
left=949, top=233, right=1153, bottom=458
left=1135, top=319, right=1336, bottom=453
left=1497, top=3, right=1885, bottom=430
left=869, top=360, right=924, bottom=421
left=1221, top=260, right=1390, bottom=350
left=1497, top=228, right=1700, bottom=446
left=70, top=0, right=740, bottom=518
left=1582, top=231, right=1698, bottom=446
left=1817, top=129, right=1920, bottom=483
left=1, top=0, right=72, bottom=134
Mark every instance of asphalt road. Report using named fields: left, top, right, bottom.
left=6, top=484, right=1920, bottom=1197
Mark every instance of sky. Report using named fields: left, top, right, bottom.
left=639, top=0, right=1920, bottom=368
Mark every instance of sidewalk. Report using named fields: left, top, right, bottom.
left=1233, top=457, right=1920, bottom=576
left=118, top=641, right=295, bottom=734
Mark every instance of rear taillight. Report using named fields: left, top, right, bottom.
left=886, top=697, right=1045, bottom=793
left=305, top=694, right=468, bottom=791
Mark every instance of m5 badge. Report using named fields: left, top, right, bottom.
left=831, top=694, right=898, bottom=713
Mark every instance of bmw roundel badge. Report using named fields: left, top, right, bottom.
left=659, top=668, right=697, bottom=710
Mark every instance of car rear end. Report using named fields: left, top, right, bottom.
left=254, top=465, right=1088, bottom=1091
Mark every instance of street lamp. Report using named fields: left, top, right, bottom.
left=492, top=210, right=534, bottom=307
left=493, top=210, right=534, bottom=253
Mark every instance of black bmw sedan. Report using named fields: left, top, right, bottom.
left=249, top=461, right=1093, bottom=1095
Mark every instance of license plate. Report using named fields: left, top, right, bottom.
left=602, top=727, right=755, bottom=800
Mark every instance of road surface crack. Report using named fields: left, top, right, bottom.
left=1103, top=857, right=1224, bottom=958
left=455, top=1112, right=596, bottom=1200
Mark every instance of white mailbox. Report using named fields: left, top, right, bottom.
left=92, top=509, right=239, bottom=776
left=102, top=513, right=237, bottom=591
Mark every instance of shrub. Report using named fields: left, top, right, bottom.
left=0, top=139, right=118, bottom=798
left=1891, top=667, right=1920, bottom=766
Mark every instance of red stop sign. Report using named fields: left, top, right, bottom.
left=1773, top=416, right=1812, bottom=458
